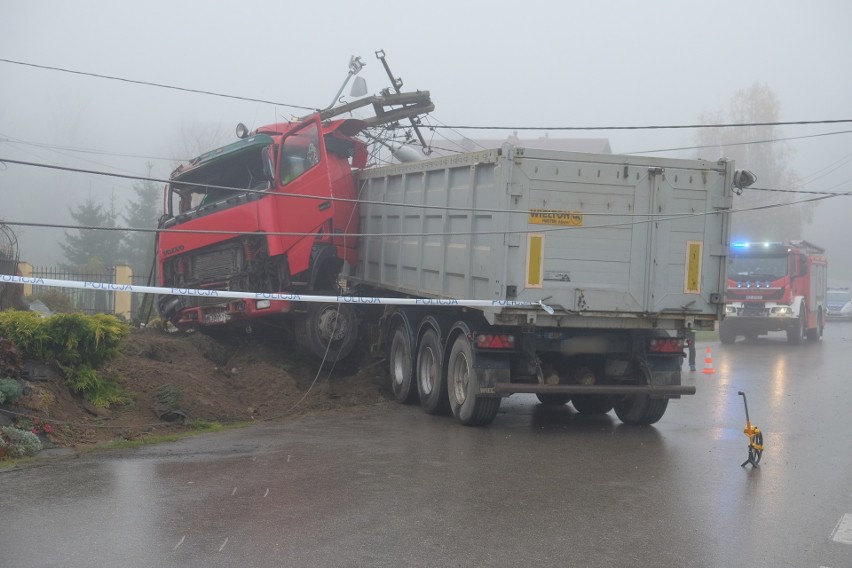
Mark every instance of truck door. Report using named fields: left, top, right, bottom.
left=260, top=117, right=333, bottom=277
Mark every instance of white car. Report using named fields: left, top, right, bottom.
left=826, top=289, right=852, bottom=321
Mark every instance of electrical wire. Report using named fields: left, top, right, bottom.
left=0, top=58, right=318, bottom=112
left=626, top=129, right=852, bottom=155
left=427, top=119, right=852, bottom=131
left=3, top=187, right=847, bottom=241
left=6, top=155, right=848, bottom=221
left=0, top=133, right=185, bottom=162
left=3, top=58, right=850, bottom=133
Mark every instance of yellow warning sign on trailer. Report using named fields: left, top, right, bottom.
left=529, top=209, right=583, bottom=226
left=684, top=241, right=703, bottom=293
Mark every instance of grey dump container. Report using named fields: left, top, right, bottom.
left=354, top=145, right=733, bottom=331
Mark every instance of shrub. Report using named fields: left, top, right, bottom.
left=0, top=377, right=22, bottom=405
left=0, top=311, right=130, bottom=407
left=66, top=367, right=131, bottom=408
left=0, top=426, right=42, bottom=458
left=0, top=337, right=24, bottom=377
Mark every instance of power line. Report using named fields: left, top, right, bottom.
left=427, top=119, right=852, bottom=131
left=0, top=57, right=318, bottom=112
left=4, top=183, right=847, bottom=240
left=5, top=58, right=851, bottom=134
left=627, top=129, right=852, bottom=155
left=3, top=155, right=849, bottom=221
left=0, top=134, right=184, bottom=162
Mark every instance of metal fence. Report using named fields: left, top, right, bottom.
left=29, top=266, right=117, bottom=315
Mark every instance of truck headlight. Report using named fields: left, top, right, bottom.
left=771, top=306, right=793, bottom=315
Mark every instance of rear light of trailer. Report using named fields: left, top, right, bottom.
left=648, top=338, right=684, bottom=353
left=475, top=333, right=516, bottom=349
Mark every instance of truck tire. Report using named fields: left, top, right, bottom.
left=614, top=395, right=669, bottom=425
left=389, top=320, right=418, bottom=403
left=447, top=334, right=501, bottom=426
left=296, top=303, right=358, bottom=363
left=572, top=395, right=614, bottom=415
left=806, top=310, right=823, bottom=341
left=416, top=328, right=450, bottom=415
left=787, top=309, right=805, bottom=345
left=719, top=323, right=737, bottom=345
left=536, top=393, right=571, bottom=406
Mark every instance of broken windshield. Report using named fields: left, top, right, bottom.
left=169, top=135, right=273, bottom=216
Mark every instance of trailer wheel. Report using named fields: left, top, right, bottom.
left=447, top=334, right=501, bottom=426
left=571, top=395, right=614, bottom=415
left=535, top=394, right=571, bottom=406
left=296, top=303, right=358, bottom=363
left=787, top=309, right=805, bottom=345
left=416, top=328, right=449, bottom=415
left=389, top=320, right=418, bottom=404
left=614, top=396, right=669, bottom=425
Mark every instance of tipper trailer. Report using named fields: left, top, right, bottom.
left=155, top=56, right=748, bottom=426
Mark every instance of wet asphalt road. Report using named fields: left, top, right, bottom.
left=2, top=323, right=852, bottom=568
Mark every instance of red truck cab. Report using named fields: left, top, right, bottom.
left=156, top=115, right=368, bottom=344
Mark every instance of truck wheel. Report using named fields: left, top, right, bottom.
left=614, top=396, right=669, bottom=425
left=389, top=320, right=418, bottom=403
left=719, top=323, right=737, bottom=345
left=535, top=393, right=571, bottom=406
left=416, top=328, right=450, bottom=415
left=787, top=309, right=805, bottom=345
left=447, top=334, right=501, bottom=426
left=806, top=311, right=823, bottom=341
left=571, top=395, right=614, bottom=415
left=296, top=303, right=358, bottom=363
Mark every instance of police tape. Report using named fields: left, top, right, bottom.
left=1, top=274, right=555, bottom=313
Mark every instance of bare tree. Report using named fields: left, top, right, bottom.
left=695, top=83, right=813, bottom=240
left=170, top=120, right=230, bottom=167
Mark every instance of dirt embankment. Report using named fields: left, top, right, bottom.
left=3, top=327, right=392, bottom=449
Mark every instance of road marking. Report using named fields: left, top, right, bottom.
left=218, top=537, right=229, bottom=552
left=831, top=513, right=852, bottom=544
left=173, top=535, right=186, bottom=551
left=231, top=487, right=238, bottom=495
left=264, top=488, right=269, bottom=497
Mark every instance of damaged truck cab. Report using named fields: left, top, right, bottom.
left=157, top=116, right=368, bottom=358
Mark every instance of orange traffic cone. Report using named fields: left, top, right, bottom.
left=702, top=347, right=716, bottom=374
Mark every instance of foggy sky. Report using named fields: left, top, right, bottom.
left=1, top=0, right=851, bottom=283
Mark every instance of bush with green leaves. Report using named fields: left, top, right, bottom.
left=0, top=377, right=22, bottom=405
left=1, top=426, right=42, bottom=458
left=0, top=336, right=24, bottom=377
left=0, top=311, right=131, bottom=407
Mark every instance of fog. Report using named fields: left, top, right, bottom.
left=1, top=1, right=851, bottom=283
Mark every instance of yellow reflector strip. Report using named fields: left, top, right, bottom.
left=685, top=241, right=703, bottom=293
left=527, top=234, right=544, bottom=288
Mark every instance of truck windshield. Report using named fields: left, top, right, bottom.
left=168, top=137, right=272, bottom=216
left=728, top=255, right=789, bottom=281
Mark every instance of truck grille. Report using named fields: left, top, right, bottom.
left=191, top=247, right=242, bottom=282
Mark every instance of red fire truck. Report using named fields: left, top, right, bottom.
left=720, top=240, right=827, bottom=344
